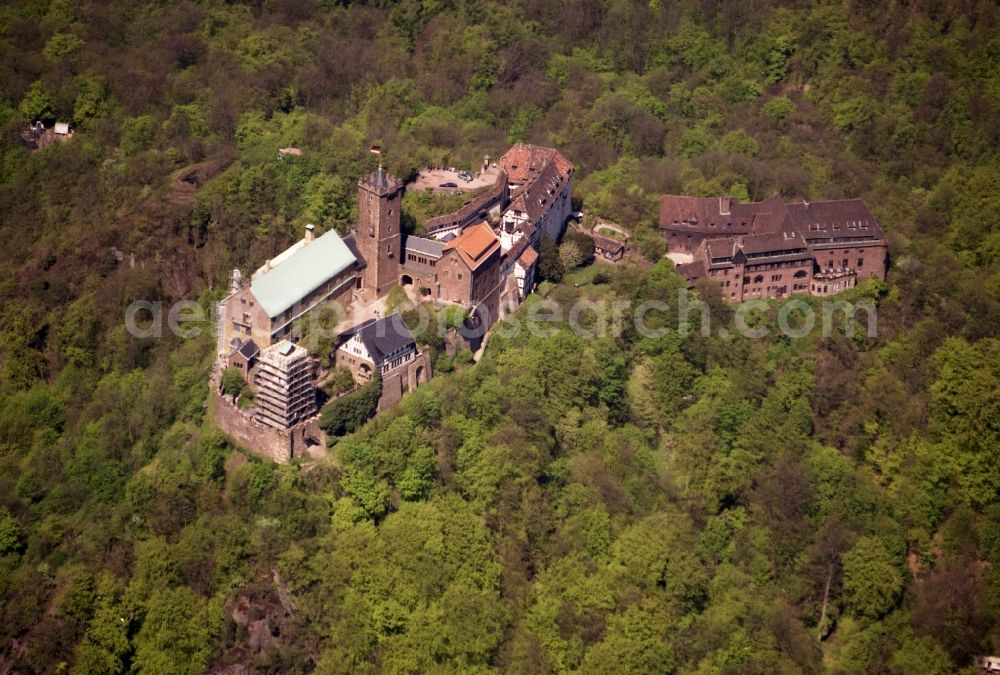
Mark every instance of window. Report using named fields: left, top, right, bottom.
left=458, top=273, right=463, bottom=280
left=857, top=258, right=864, bottom=267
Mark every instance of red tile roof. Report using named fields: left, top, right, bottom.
left=499, top=144, right=573, bottom=185
left=518, top=246, right=538, bottom=267
left=443, top=221, right=500, bottom=270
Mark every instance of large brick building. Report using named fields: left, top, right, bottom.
left=220, top=224, right=362, bottom=352
left=438, top=222, right=504, bottom=328
left=661, top=193, right=888, bottom=301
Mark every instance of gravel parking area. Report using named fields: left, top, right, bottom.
left=408, top=166, right=502, bottom=193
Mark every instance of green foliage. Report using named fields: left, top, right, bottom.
left=320, top=372, right=381, bottom=436
left=43, top=33, right=85, bottom=61
left=0, top=0, right=997, bottom=671
left=538, top=234, right=564, bottom=282
left=0, top=510, right=23, bottom=555
left=132, top=587, right=220, bottom=674
left=761, top=96, right=795, bottom=120
left=325, top=366, right=356, bottom=397
left=384, top=285, right=409, bottom=315
left=120, top=115, right=156, bottom=155
left=17, top=80, right=54, bottom=122
left=842, top=536, right=904, bottom=620
left=220, top=367, right=244, bottom=397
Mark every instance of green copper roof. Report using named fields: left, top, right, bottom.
left=251, top=230, right=356, bottom=318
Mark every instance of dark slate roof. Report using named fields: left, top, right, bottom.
left=676, top=259, right=706, bottom=284
left=593, top=234, right=624, bottom=253
left=405, top=235, right=444, bottom=258
left=507, top=160, right=568, bottom=222
left=343, top=313, right=415, bottom=366
left=706, top=233, right=810, bottom=265
left=359, top=168, right=402, bottom=196
left=237, top=339, right=260, bottom=359
left=786, top=199, right=883, bottom=235
left=739, top=231, right=808, bottom=255
left=659, top=192, right=793, bottom=235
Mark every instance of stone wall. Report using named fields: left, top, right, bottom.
left=213, top=389, right=326, bottom=464
left=377, top=350, right=432, bottom=411
left=425, top=171, right=509, bottom=235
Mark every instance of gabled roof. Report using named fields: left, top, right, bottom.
left=507, top=159, right=569, bottom=223
left=705, top=232, right=811, bottom=265
left=443, top=222, right=500, bottom=271
left=405, top=235, right=444, bottom=258
left=502, top=236, right=530, bottom=269
left=499, top=144, right=573, bottom=185
left=342, top=313, right=416, bottom=365
left=518, top=246, right=539, bottom=268
left=786, top=199, right=886, bottom=240
left=236, top=339, right=260, bottom=359
left=593, top=234, right=624, bottom=254
left=250, top=229, right=357, bottom=318
left=676, top=259, right=706, bottom=283
left=659, top=193, right=793, bottom=235
left=739, top=231, right=808, bottom=255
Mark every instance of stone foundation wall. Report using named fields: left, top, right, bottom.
left=213, top=390, right=326, bottom=464
left=377, top=350, right=432, bottom=412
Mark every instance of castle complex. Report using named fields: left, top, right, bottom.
left=212, top=139, right=890, bottom=455
left=216, top=143, right=574, bottom=435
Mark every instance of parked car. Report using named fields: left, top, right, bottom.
left=458, top=171, right=473, bottom=181
left=440, top=182, right=458, bottom=188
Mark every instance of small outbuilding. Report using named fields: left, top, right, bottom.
left=593, top=234, right=626, bottom=262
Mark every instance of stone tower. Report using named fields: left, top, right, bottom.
left=356, top=168, right=402, bottom=298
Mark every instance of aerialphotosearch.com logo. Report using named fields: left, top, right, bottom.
left=124, top=291, right=877, bottom=349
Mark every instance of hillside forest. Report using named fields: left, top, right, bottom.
left=1, top=0, right=999, bottom=672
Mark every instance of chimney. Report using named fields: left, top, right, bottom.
left=720, top=196, right=731, bottom=215
left=305, top=223, right=315, bottom=242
